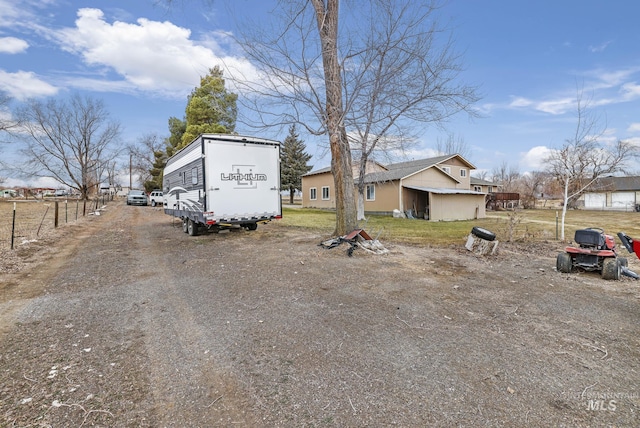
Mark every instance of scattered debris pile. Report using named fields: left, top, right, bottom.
left=320, top=229, right=389, bottom=256
left=465, top=226, right=499, bottom=256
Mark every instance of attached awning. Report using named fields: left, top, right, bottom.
left=403, top=185, right=486, bottom=195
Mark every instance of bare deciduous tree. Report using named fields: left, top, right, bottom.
left=435, top=133, right=472, bottom=160
left=129, top=133, right=166, bottom=190
left=518, top=170, right=546, bottom=209
left=545, top=88, right=638, bottom=240
left=231, top=0, right=356, bottom=234
left=344, top=2, right=479, bottom=219
left=16, top=94, right=122, bottom=200
left=491, top=161, right=520, bottom=193
left=232, top=0, right=478, bottom=226
left=0, top=93, right=20, bottom=134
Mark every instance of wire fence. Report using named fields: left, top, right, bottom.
left=0, top=195, right=115, bottom=250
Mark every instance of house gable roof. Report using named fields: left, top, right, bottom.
left=363, top=154, right=474, bottom=183
left=302, top=153, right=476, bottom=182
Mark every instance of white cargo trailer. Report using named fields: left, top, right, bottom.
left=163, top=134, right=281, bottom=235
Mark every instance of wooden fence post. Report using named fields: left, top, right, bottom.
left=11, top=202, right=16, bottom=250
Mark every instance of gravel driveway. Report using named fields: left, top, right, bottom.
left=1, top=201, right=639, bottom=427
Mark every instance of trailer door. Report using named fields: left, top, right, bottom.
left=206, top=140, right=281, bottom=218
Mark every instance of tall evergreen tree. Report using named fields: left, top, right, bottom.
left=180, top=66, right=238, bottom=148
left=144, top=149, right=167, bottom=192
left=280, top=124, right=312, bottom=204
left=166, top=116, right=186, bottom=157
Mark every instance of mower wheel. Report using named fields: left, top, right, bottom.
left=471, top=226, right=496, bottom=241
left=556, top=252, right=572, bottom=273
left=619, top=257, right=628, bottom=267
left=602, top=257, right=621, bottom=280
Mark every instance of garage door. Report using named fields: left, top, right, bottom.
left=584, top=193, right=606, bottom=209
left=611, top=192, right=635, bottom=209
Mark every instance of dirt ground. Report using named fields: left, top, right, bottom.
left=1, top=201, right=639, bottom=427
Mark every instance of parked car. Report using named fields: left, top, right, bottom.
left=126, top=190, right=148, bottom=206
left=149, top=190, right=163, bottom=207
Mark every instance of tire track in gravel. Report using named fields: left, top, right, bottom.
left=130, top=207, right=260, bottom=427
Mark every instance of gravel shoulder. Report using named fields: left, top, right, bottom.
left=1, top=201, right=639, bottom=426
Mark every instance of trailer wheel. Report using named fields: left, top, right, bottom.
left=182, top=218, right=189, bottom=233
left=471, top=226, right=496, bottom=241
left=556, top=252, right=572, bottom=273
left=602, top=257, right=621, bottom=280
left=187, top=218, right=200, bottom=236
left=246, top=223, right=258, bottom=231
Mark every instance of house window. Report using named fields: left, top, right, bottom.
left=322, top=186, right=330, bottom=200
left=442, top=166, right=451, bottom=174
left=191, top=167, right=198, bottom=185
left=310, top=187, right=317, bottom=200
left=460, top=169, right=467, bottom=177
left=488, top=186, right=493, bottom=193
left=366, top=184, right=375, bottom=201
left=474, top=186, right=482, bottom=192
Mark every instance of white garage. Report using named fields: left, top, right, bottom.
left=611, top=192, right=635, bottom=210
left=580, top=176, right=640, bottom=211
left=584, top=192, right=606, bottom=209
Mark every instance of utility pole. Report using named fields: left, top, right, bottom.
left=129, top=153, right=132, bottom=190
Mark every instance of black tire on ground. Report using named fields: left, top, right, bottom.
left=246, top=223, right=258, bottom=231
left=187, top=218, right=200, bottom=236
left=182, top=218, right=189, bottom=233
left=471, top=226, right=496, bottom=241
left=556, top=252, right=572, bottom=273
left=151, top=200, right=156, bottom=207
left=602, top=257, right=621, bottom=280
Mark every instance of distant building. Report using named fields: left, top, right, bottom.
left=580, top=176, right=640, bottom=211
left=1, top=189, right=17, bottom=198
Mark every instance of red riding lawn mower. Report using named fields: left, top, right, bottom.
left=556, top=228, right=640, bottom=280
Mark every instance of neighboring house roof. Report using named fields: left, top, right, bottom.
left=590, top=176, right=640, bottom=192
left=470, top=177, right=497, bottom=186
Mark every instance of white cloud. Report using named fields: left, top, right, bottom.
left=621, top=82, right=640, bottom=101
left=508, top=97, right=532, bottom=108
left=534, top=97, right=575, bottom=115
left=0, top=37, right=28, bottom=53
left=51, top=8, right=257, bottom=98
left=0, top=70, right=58, bottom=99
left=627, top=123, right=640, bottom=133
left=520, top=146, right=552, bottom=171
left=588, top=40, right=612, bottom=53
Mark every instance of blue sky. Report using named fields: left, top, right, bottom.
left=1, top=0, right=639, bottom=187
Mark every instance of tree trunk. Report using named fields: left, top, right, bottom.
left=311, top=0, right=357, bottom=236
left=289, top=185, right=294, bottom=204
left=357, top=190, right=365, bottom=221
left=561, top=177, right=569, bottom=242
